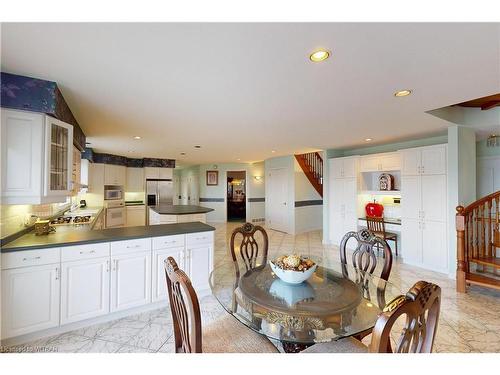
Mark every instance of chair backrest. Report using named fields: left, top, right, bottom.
left=165, top=256, right=202, bottom=353
left=230, top=222, right=269, bottom=275
left=340, top=229, right=393, bottom=281
left=369, top=280, right=441, bottom=353
left=366, top=216, right=386, bottom=235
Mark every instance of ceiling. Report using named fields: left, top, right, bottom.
left=1, top=23, right=499, bottom=165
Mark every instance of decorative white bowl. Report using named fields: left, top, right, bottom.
left=269, top=261, right=318, bottom=284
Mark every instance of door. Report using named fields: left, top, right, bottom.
left=152, top=247, right=183, bottom=302
left=421, top=175, right=446, bottom=222
left=268, top=168, right=288, bottom=232
left=1, top=264, right=60, bottom=339
left=401, top=176, right=421, bottom=220
left=400, top=149, right=421, bottom=176
left=422, top=221, right=448, bottom=272
left=111, top=252, right=151, bottom=312
left=44, top=116, right=73, bottom=196
left=187, top=245, right=213, bottom=293
left=401, top=219, right=422, bottom=265
left=421, top=146, right=446, bottom=175
left=60, top=258, right=110, bottom=324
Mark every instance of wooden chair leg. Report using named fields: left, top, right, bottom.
left=394, top=238, right=398, bottom=257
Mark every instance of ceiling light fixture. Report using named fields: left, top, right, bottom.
left=394, top=89, right=412, bottom=97
left=486, top=134, right=500, bottom=147
left=133, top=136, right=141, bottom=140
left=271, top=150, right=276, bottom=153
left=194, top=145, right=201, bottom=149
left=365, top=138, right=373, bottom=142
left=180, top=152, right=186, bottom=155
left=309, top=49, right=330, bottom=62
left=237, top=158, right=241, bottom=161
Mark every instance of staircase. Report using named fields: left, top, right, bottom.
left=295, top=152, right=323, bottom=197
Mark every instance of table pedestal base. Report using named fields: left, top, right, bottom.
left=282, top=342, right=313, bottom=353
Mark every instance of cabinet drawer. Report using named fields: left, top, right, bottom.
left=2, top=247, right=61, bottom=270
left=186, top=231, right=214, bottom=247
left=62, top=243, right=110, bottom=262
left=152, top=234, right=185, bottom=250
left=110, top=238, right=151, bottom=255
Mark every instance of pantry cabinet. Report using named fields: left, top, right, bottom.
left=104, top=164, right=126, bottom=186
left=330, top=157, right=358, bottom=179
left=1, top=109, right=73, bottom=204
left=1, top=264, right=60, bottom=339
left=400, top=144, right=447, bottom=176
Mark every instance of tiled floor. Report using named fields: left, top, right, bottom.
left=6, top=222, right=500, bottom=353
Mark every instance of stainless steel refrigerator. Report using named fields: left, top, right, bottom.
left=146, top=179, right=173, bottom=206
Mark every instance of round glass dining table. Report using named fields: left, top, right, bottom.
left=209, top=260, right=401, bottom=352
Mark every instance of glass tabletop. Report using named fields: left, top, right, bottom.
left=209, top=260, right=401, bottom=345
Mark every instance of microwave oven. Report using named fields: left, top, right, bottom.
left=104, top=189, right=123, bottom=200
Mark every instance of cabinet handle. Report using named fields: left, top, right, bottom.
left=126, top=244, right=141, bottom=249
left=106, top=260, right=110, bottom=272
left=79, top=250, right=96, bottom=255
left=55, top=267, right=60, bottom=280
left=22, top=256, right=41, bottom=261
left=196, top=237, right=207, bottom=241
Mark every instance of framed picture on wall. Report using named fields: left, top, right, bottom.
left=206, top=170, right=219, bottom=186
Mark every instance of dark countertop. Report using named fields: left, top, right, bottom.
left=125, top=201, right=145, bottom=206
left=358, top=217, right=401, bottom=225
left=1, top=222, right=215, bottom=253
left=149, top=204, right=214, bottom=215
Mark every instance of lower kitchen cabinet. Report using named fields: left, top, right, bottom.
left=60, top=257, right=110, bottom=324
left=186, top=245, right=213, bottom=292
left=1, top=264, right=60, bottom=339
left=110, top=252, right=152, bottom=312
left=152, top=246, right=184, bottom=302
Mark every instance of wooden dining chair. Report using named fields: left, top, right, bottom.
left=164, top=256, right=279, bottom=353
left=230, top=222, right=269, bottom=276
left=340, top=228, right=393, bottom=282
left=366, top=216, right=399, bottom=256
left=303, top=280, right=441, bottom=353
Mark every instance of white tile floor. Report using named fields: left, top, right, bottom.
left=5, top=222, right=500, bottom=353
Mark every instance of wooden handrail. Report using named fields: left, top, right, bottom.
left=460, top=190, right=500, bottom=215
left=295, top=152, right=323, bottom=197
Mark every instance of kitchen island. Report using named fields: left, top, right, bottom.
left=0, top=222, right=215, bottom=344
left=148, top=204, right=214, bottom=225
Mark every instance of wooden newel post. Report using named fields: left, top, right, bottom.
left=456, top=205, right=467, bottom=293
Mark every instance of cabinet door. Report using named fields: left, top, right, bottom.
left=115, top=165, right=126, bottom=185
left=186, top=245, right=213, bottom=293
left=125, top=206, right=146, bottom=227
left=89, top=163, right=105, bottom=194
left=159, top=168, right=173, bottom=180
left=343, top=178, right=358, bottom=214
left=401, top=219, right=422, bottom=266
left=329, top=211, right=344, bottom=245
left=400, top=149, right=421, bottom=176
left=380, top=153, right=401, bottom=171
left=152, top=247, right=183, bottom=302
left=60, top=258, right=110, bottom=324
left=126, top=167, right=144, bottom=192
left=1, top=110, right=44, bottom=201
left=342, top=157, right=358, bottom=178
left=104, top=164, right=126, bottom=185
left=111, top=252, right=151, bottom=312
left=1, top=264, right=60, bottom=339
left=421, top=146, right=446, bottom=175
left=401, top=176, right=421, bottom=220
left=144, top=167, right=160, bottom=179
left=330, top=159, right=344, bottom=179
left=44, top=116, right=73, bottom=196
left=359, top=156, right=379, bottom=172
left=422, top=221, right=448, bottom=272
left=421, top=175, right=446, bottom=222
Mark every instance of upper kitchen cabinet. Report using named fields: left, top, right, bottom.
left=144, top=167, right=173, bottom=180
left=104, top=164, right=126, bottom=186
left=1, top=109, right=73, bottom=204
left=88, top=163, right=105, bottom=194
left=400, top=144, right=447, bottom=176
left=359, top=152, right=401, bottom=172
left=330, top=156, right=358, bottom=179
left=126, top=167, right=144, bottom=192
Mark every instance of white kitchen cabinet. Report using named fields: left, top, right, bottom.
left=152, top=246, right=184, bottom=302
left=159, top=168, right=173, bottom=180
left=328, top=156, right=359, bottom=246
left=1, top=264, right=60, bottom=339
left=88, top=163, right=105, bottom=194
left=401, top=176, right=421, bottom=220
left=104, top=164, right=126, bottom=186
left=110, top=251, right=151, bottom=312
left=144, top=167, right=173, bottom=180
left=126, top=205, right=146, bottom=227
left=1, top=109, right=73, bottom=204
left=126, top=167, right=144, bottom=192
left=71, top=146, right=82, bottom=196
left=400, top=144, right=447, bottom=176
left=60, top=257, right=110, bottom=324
left=359, top=152, right=401, bottom=172
left=400, top=219, right=422, bottom=265
left=186, top=245, right=213, bottom=293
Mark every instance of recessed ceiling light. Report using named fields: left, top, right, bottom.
left=237, top=158, right=241, bottom=161
left=194, top=145, right=201, bottom=149
left=309, top=49, right=330, bottom=62
left=180, top=152, right=186, bottom=156
left=271, top=150, right=276, bottom=153
left=133, top=136, right=141, bottom=140
left=365, top=138, right=373, bottom=142
left=394, top=89, right=412, bottom=97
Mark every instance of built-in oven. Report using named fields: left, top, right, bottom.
left=104, top=200, right=125, bottom=228
left=104, top=187, right=123, bottom=200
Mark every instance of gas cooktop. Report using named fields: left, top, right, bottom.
left=50, top=215, right=94, bottom=226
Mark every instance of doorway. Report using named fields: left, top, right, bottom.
left=227, top=171, right=246, bottom=222
left=267, top=168, right=288, bottom=232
